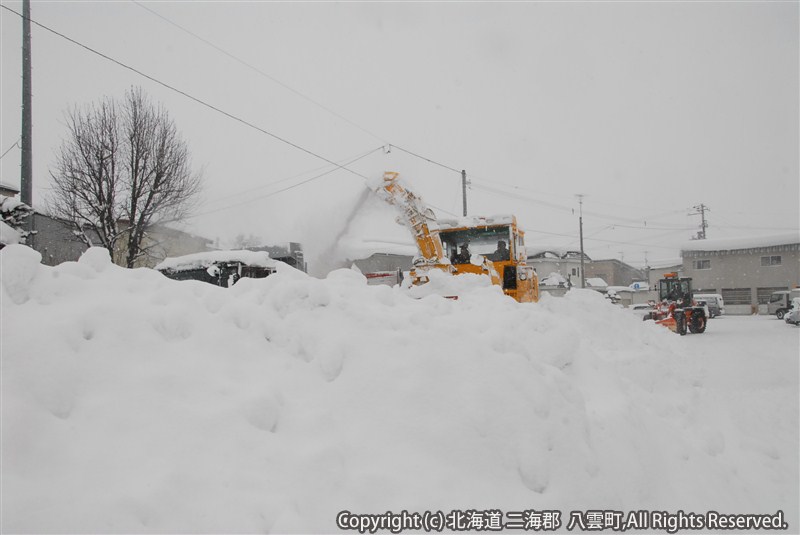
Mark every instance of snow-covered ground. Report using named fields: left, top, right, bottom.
left=1, top=245, right=798, bottom=533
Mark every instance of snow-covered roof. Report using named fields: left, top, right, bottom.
left=526, top=246, right=586, bottom=259
left=438, top=214, right=515, bottom=230
left=585, top=277, right=608, bottom=288
left=647, top=258, right=683, bottom=270
left=343, top=239, right=417, bottom=260
left=154, top=250, right=278, bottom=272
left=608, top=285, right=634, bottom=293
left=0, top=220, right=20, bottom=245
left=0, top=182, right=19, bottom=193
left=681, top=233, right=799, bottom=252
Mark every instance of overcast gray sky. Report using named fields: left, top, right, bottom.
left=2, top=1, right=798, bottom=271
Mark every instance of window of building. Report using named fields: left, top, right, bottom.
left=760, top=255, right=782, bottom=266
left=572, top=268, right=577, bottom=276
left=692, top=259, right=711, bottom=270
left=721, top=288, right=752, bottom=306
left=758, top=287, right=789, bottom=305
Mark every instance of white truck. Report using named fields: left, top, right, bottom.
left=767, top=289, right=800, bottom=319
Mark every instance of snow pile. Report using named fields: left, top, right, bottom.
left=0, top=195, right=33, bottom=246
left=2, top=245, right=797, bottom=533
left=154, top=249, right=277, bottom=272
left=0, top=193, right=26, bottom=214
left=403, top=267, right=499, bottom=300
left=0, top=220, right=20, bottom=246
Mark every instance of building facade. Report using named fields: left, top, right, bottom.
left=28, top=213, right=99, bottom=266
left=526, top=250, right=588, bottom=288
left=646, top=260, right=683, bottom=291
left=584, top=259, right=645, bottom=287
left=119, top=224, right=214, bottom=269
left=681, top=234, right=800, bottom=314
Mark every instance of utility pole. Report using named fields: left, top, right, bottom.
left=461, top=170, right=467, bottom=217
left=690, top=203, right=709, bottom=240
left=577, top=194, right=585, bottom=288
left=21, top=0, right=33, bottom=207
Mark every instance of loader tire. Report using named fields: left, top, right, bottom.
left=689, top=314, right=707, bottom=334
left=675, top=311, right=687, bottom=336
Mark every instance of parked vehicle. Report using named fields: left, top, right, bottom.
left=785, top=298, right=800, bottom=326
left=630, top=303, right=655, bottom=321
left=767, top=289, right=800, bottom=319
left=695, top=293, right=725, bottom=318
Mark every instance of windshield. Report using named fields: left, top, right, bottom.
left=659, top=279, right=690, bottom=301
left=440, top=226, right=511, bottom=263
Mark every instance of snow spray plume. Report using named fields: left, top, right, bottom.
left=313, top=186, right=372, bottom=276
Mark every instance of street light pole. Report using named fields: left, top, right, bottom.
left=21, top=0, right=32, bottom=207
left=577, top=194, right=585, bottom=288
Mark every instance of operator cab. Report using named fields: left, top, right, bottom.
left=440, top=225, right=512, bottom=264
left=658, top=273, right=693, bottom=303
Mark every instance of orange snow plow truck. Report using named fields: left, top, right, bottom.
left=647, top=272, right=708, bottom=335
left=374, top=171, right=539, bottom=303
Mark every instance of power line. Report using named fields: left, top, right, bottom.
left=523, top=227, right=684, bottom=251
left=131, top=1, right=477, bottom=187
left=0, top=138, right=21, bottom=160
left=131, top=0, right=388, bottom=145
left=390, top=145, right=463, bottom=175
left=183, top=146, right=383, bottom=219
left=0, top=3, right=370, bottom=182
left=211, top=146, right=383, bottom=205
left=473, top=181, right=697, bottom=229
left=471, top=181, right=575, bottom=214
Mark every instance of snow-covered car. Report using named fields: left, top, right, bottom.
left=630, top=303, right=655, bottom=321
left=784, top=298, right=800, bottom=326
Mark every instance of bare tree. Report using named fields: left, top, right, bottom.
left=49, top=96, right=122, bottom=252
left=49, top=87, right=202, bottom=267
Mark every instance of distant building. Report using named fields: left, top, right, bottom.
left=23, top=213, right=213, bottom=268
left=28, top=213, right=100, bottom=266
left=584, top=258, right=645, bottom=287
left=527, top=249, right=589, bottom=288
left=247, top=242, right=307, bottom=272
left=681, top=233, right=800, bottom=314
left=115, top=223, right=214, bottom=269
left=646, top=260, right=683, bottom=291
left=351, top=252, right=413, bottom=274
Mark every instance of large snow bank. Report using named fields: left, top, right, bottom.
left=2, top=245, right=797, bottom=532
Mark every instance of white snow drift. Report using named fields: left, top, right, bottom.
left=1, top=245, right=796, bottom=533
